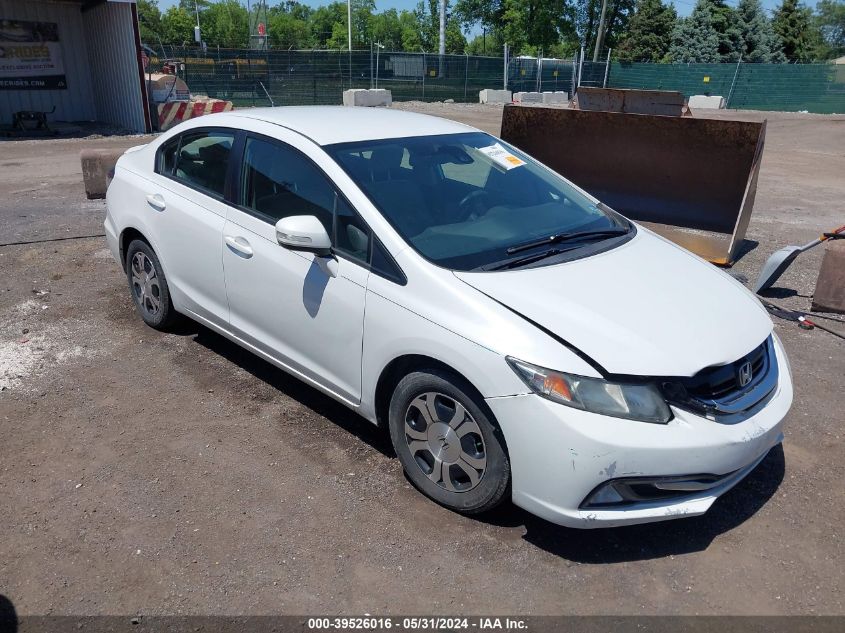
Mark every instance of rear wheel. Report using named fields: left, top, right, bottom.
left=125, top=239, right=178, bottom=330
left=388, top=370, right=510, bottom=514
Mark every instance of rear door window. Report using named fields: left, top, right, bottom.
left=170, top=130, right=234, bottom=198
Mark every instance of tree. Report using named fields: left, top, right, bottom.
left=705, top=0, right=743, bottom=61
left=267, top=1, right=314, bottom=49
left=455, top=0, right=581, bottom=56
left=737, top=0, right=786, bottom=62
left=160, top=6, right=196, bottom=46
left=669, top=0, right=721, bottom=62
left=501, top=0, right=574, bottom=55
left=465, top=31, right=505, bottom=55
left=310, top=2, right=347, bottom=47
left=616, top=0, right=677, bottom=62
left=137, top=0, right=162, bottom=48
left=203, top=0, right=250, bottom=48
left=411, top=0, right=467, bottom=53
left=773, top=0, right=815, bottom=62
left=814, top=0, right=845, bottom=60
left=575, top=0, right=635, bottom=59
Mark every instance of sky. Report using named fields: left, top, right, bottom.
left=155, top=0, right=796, bottom=23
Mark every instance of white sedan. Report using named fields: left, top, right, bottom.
left=105, top=106, right=792, bottom=528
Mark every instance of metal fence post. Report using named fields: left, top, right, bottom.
left=577, top=45, right=584, bottom=92
left=727, top=59, right=742, bottom=109
left=422, top=51, right=426, bottom=101
left=537, top=54, right=542, bottom=93
left=570, top=52, right=577, bottom=96
left=464, top=52, right=469, bottom=101
left=503, top=43, right=509, bottom=90
left=602, top=48, right=611, bottom=88
left=312, top=49, right=317, bottom=104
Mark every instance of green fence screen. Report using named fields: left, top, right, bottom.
left=149, top=47, right=845, bottom=114
left=608, top=62, right=845, bottom=114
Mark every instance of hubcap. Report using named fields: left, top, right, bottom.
left=404, top=392, right=487, bottom=492
left=131, top=252, right=161, bottom=317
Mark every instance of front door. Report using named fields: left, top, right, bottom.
left=222, top=134, right=372, bottom=404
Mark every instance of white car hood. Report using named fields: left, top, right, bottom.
left=454, top=231, right=772, bottom=377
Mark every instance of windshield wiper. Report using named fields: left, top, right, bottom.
left=480, top=247, right=575, bottom=271
left=505, top=228, right=629, bottom=255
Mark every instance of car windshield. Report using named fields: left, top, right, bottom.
left=325, top=132, right=629, bottom=271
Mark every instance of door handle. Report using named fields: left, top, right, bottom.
left=224, top=235, right=254, bottom=258
left=146, top=193, right=166, bottom=211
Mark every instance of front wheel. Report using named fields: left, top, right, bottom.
left=388, top=370, right=510, bottom=515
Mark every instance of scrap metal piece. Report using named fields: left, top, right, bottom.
left=812, top=241, right=845, bottom=314
left=572, top=87, right=690, bottom=117
left=500, top=103, right=766, bottom=265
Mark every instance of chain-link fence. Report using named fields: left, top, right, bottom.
left=149, top=47, right=845, bottom=114
left=151, top=48, right=506, bottom=107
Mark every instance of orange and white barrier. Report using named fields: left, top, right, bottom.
left=157, top=99, right=233, bottom=131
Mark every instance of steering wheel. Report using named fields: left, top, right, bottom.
left=457, top=190, right=491, bottom=221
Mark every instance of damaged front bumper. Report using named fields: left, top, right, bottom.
left=486, top=334, right=792, bottom=529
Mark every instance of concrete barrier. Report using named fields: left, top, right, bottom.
left=158, top=98, right=232, bottom=131
left=688, top=95, right=726, bottom=109
left=479, top=89, right=512, bottom=104
left=542, top=91, right=569, bottom=104
left=513, top=91, right=544, bottom=104
left=343, top=89, right=392, bottom=107
left=80, top=149, right=124, bottom=200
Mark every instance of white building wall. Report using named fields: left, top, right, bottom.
left=0, top=0, right=96, bottom=123
left=84, top=1, right=146, bottom=132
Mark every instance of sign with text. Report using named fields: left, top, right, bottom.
left=0, top=19, right=66, bottom=90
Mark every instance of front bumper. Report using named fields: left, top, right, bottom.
left=486, top=335, right=793, bottom=528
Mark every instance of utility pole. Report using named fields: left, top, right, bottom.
left=438, top=0, right=446, bottom=57
left=593, top=0, right=609, bottom=62
left=348, top=0, right=352, bottom=52
left=193, top=0, right=201, bottom=45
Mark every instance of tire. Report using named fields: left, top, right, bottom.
left=125, top=239, right=178, bottom=330
left=388, top=370, right=510, bottom=515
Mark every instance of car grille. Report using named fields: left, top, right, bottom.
left=661, top=336, right=778, bottom=423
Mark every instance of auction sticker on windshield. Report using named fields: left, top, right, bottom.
left=478, top=143, right=526, bottom=170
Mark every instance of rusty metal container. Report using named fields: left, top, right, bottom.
left=500, top=97, right=766, bottom=265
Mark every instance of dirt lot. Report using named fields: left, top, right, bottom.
left=0, top=103, right=843, bottom=617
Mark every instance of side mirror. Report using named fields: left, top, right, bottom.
left=275, top=215, right=332, bottom=256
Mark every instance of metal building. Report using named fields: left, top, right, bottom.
left=0, top=0, right=149, bottom=133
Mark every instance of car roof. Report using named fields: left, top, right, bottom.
left=226, top=106, right=480, bottom=146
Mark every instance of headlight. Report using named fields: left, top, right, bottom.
left=506, top=357, right=672, bottom=424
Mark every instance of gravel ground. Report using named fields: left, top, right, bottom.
left=0, top=103, right=843, bottom=617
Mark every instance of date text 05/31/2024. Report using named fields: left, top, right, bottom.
left=307, top=617, right=529, bottom=630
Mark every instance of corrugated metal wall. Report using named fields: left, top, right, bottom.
left=0, top=0, right=96, bottom=122
left=0, top=0, right=146, bottom=132
left=84, top=1, right=146, bottom=132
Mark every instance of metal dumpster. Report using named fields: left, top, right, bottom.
left=500, top=93, right=766, bottom=265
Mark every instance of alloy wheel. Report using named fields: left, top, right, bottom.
left=404, top=392, right=487, bottom=492
left=130, top=251, right=162, bottom=317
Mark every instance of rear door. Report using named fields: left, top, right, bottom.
left=221, top=132, right=372, bottom=404
left=148, top=128, right=234, bottom=327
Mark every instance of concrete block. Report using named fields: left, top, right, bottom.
left=80, top=149, right=124, bottom=200
left=479, top=89, right=512, bottom=104
left=513, top=91, right=544, bottom=104
left=811, top=240, right=845, bottom=314
left=542, top=91, right=569, bottom=104
left=343, top=89, right=392, bottom=107
left=688, top=94, right=726, bottom=109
